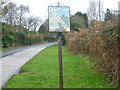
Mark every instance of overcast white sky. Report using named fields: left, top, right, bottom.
left=10, top=0, right=119, bottom=21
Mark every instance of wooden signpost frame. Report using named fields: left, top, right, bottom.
left=48, top=2, right=70, bottom=88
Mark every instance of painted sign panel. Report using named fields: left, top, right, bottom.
left=48, top=6, right=70, bottom=32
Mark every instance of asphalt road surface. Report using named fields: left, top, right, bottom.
left=0, top=42, right=57, bottom=88
left=1, top=42, right=57, bottom=58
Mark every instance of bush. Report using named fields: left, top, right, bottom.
left=2, top=41, right=9, bottom=48
left=43, top=35, right=55, bottom=42
left=61, top=34, right=66, bottom=46
left=2, top=30, right=15, bottom=47
left=70, top=22, right=82, bottom=31
left=2, top=22, right=55, bottom=48
left=38, top=25, right=47, bottom=34
left=28, top=34, right=44, bottom=44
left=66, top=21, right=119, bottom=87
left=14, top=32, right=29, bottom=45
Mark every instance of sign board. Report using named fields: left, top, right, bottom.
left=48, top=6, right=70, bottom=32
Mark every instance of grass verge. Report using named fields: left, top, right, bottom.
left=4, top=44, right=112, bottom=88
left=0, top=47, right=13, bottom=50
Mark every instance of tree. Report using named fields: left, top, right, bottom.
left=2, top=2, right=17, bottom=25
left=26, top=16, right=34, bottom=31
left=87, top=0, right=104, bottom=21
left=87, top=0, right=98, bottom=21
left=43, top=19, right=49, bottom=31
left=70, top=12, right=88, bottom=30
left=38, top=24, right=46, bottom=34
left=119, top=1, right=120, bottom=24
left=17, top=5, right=29, bottom=31
left=104, top=9, right=112, bottom=21
left=32, top=17, right=42, bottom=32
left=38, top=19, right=49, bottom=34
left=75, top=12, right=88, bottom=20
left=0, top=0, right=9, bottom=15
left=23, top=16, right=42, bottom=32
left=1, top=1, right=43, bottom=33
left=74, top=12, right=88, bottom=27
left=105, top=9, right=118, bottom=21
left=98, top=0, right=104, bottom=20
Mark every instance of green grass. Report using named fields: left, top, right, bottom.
left=0, top=47, right=14, bottom=50
left=5, top=44, right=112, bottom=88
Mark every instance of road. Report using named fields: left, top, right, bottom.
left=0, top=42, right=57, bottom=88
left=1, top=46, right=32, bottom=58
left=2, top=43, right=57, bottom=58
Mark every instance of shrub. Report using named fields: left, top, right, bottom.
left=43, top=35, right=55, bottom=42
left=14, top=32, right=29, bottom=45
left=66, top=21, right=119, bottom=87
left=70, top=22, right=82, bottom=31
left=2, top=30, right=15, bottom=47
left=2, top=22, right=52, bottom=48
left=38, top=25, right=47, bottom=34
left=61, top=34, right=66, bottom=46
left=27, top=34, right=44, bottom=44
left=2, top=41, right=9, bottom=48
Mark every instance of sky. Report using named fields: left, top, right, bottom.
left=10, top=0, right=120, bottom=21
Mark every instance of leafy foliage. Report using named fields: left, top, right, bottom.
left=2, top=23, right=15, bottom=47
left=27, top=34, right=44, bottom=44
left=38, top=25, right=47, bottom=34
left=14, top=32, right=30, bottom=45
left=70, top=11, right=88, bottom=30
left=104, top=9, right=118, bottom=21
left=43, top=35, right=56, bottom=42
left=75, top=12, right=88, bottom=22
left=66, top=21, right=119, bottom=87
left=2, top=22, right=56, bottom=48
left=70, top=22, right=82, bottom=31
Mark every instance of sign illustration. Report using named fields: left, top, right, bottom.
left=48, top=6, right=70, bottom=32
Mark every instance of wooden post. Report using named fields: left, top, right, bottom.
left=58, top=32, right=63, bottom=88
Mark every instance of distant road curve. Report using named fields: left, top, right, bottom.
left=1, top=42, right=58, bottom=58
